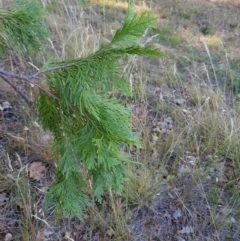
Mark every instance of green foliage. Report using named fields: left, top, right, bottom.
left=1, top=0, right=163, bottom=219
left=36, top=4, right=163, bottom=218
left=0, top=0, right=49, bottom=57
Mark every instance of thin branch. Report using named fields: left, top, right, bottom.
left=0, top=69, right=33, bottom=81
left=30, top=53, right=96, bottom=78
left=0, top=70, right=58, bottom=100
left=0, top=63, right=78, bottom=101
left=32, top=62, right=80, bottom=78
left=0, top=73, right=36, bottom=112
left=0, top=62, right=79, bottom=80
left=0, top=53, right=92, bottom=81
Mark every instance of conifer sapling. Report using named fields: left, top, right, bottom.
left=0, top=1, right=163, bottom=219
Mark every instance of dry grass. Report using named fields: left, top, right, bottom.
left=1, top=0, right=240, bottom=240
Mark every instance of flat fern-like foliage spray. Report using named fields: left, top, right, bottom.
left=36, top=3, right=163, bottom=219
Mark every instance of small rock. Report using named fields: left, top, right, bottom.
left=178, top=226, right=194, bottom=234
left=161, top=121, right=168, bottom=129
left=165, top=117, right=173, bottom=124
left=175, top=99, right=185, bottom=106
left=186, top=156, right=197, bottom=165
left=4, top=233, right=13, bottom=241
left=2, top=101, right=12, bottom=110
left=173, top=208, right=182, bottom=220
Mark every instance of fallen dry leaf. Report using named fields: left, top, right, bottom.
left=29, top=162, right=45, bottom=180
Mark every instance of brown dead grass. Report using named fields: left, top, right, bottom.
left=1, top=0, right=240, bottom=240
left=209, top=0, right=240, bottom=6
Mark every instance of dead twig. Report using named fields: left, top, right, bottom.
left=0, top=70, right=58, bottom=100
left=0, top=73, right=36, bottom=112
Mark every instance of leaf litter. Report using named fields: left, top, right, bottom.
left=29, top=162, right=45, bottom=180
